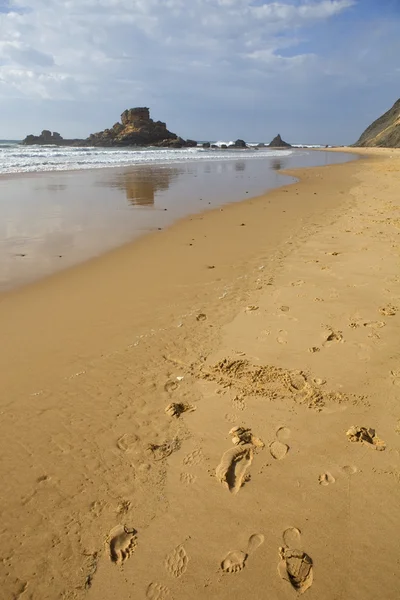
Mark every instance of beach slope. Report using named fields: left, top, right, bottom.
left=0, top=149, right=399, bottom=600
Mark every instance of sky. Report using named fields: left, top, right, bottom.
left=0, top=0, right=399, bottom=144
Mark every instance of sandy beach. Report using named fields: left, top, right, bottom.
left=1, top=148, right=399, bottom=600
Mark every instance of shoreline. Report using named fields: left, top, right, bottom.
left=0, top=149, right=355, bottom=293
left=1, top=148, right=399, bottom=599
left=0, top=156, right=362, bottom=397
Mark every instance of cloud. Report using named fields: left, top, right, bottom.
left=0, top=0, right=398, bottom=143
left=0, top=0, right=354, bottom=100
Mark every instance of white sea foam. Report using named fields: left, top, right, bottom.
left=0, top=142, right=294, bottom=175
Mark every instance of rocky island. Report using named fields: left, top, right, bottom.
left=268, top=134, right=292, bottom=148
left=353, top=98, right=400, bottom=147
left=22, top=130, right=84, bottom=146
left=22, top=107, right=197, bottom=148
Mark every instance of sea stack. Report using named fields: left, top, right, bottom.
left=22, top=130, right=83, bottom=146
left=353, top=98, right=400, bottom=148
left=268, top=134, right=292, bottom=148
left=86, top=107, right=197, bottom=148
left=22, top=107, right=197, bottom=148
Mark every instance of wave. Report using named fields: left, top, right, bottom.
left=0, top=144, right=295, bottom=175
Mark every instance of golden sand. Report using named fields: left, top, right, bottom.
left=0, top=148, right=399, bottom=599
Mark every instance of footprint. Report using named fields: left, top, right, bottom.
left=291, top=280, right=305, bottom=287
left=148, top=438, right=181, bottom=461
left=308, top=346, right=320, bottom=353
left=165, top=402, right=196, bottom=418
left=221, top=533, right=264, bottom=573
left=346, top=426, right=386, bottom=450
left=245, top=305, right=259, bottom=312
left=164, top=380, right=179, bottom=393
left=146, top=582, right=171, bottom=600
left=196, top=313, right=207, bottom=321
left=289, top=372, right=307, bottom=392
left=278, top=529, right=313, bottom=594
left=276, top=426, right=291, bottom=442
left=183, top=448, right=203, bottom=466
left=390, top=369, right=400, bottom=387
left=232, top=396, right=246, bottom=411
left=108, top=525, right=137, bottom=565
left=379, top=305, right=397, bottom=317
left=277, top=330, right=288, bottom=344
left=165, top=545, right=189, bottom=578
left=225, top=413, right=239, bottom=423
left=116, top=433, right=140, bottom=453
left=229, top=426, right=264, bottom=448
left=363, top=320, right=385, bottom=329
left=216, top=444, right=254, bottom=494
left=278, top=548, right=313, bottom=593
left=180, top=472, right=196, bottom=485
left=323, top=328, right=343, bottom=344
left=282, top=527, right=301, bottom=548
left=269, top=440, right=289, bottom=460
left=221, top=550, right=247, bottom=573
left=318, top=472, right=336, bottom=486
left=342, top=465, right=358, bottom=475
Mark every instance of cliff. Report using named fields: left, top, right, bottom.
left=354, top=98, right=400, bottom=148
left=87, top=107, right=197, bottom=148
left=268, top=134, right=292, bottom=148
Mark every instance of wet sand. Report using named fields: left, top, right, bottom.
left=0, top=148, right=399, bottom=600
left=0, top=150, right=353, bottom=291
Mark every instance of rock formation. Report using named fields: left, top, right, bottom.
left=87, top=107, right=197, bottom=148
left=353, top=98, right=400, bottom=147
left=232, top=139, right=248, bottom=148
left=268, top=134, right=292, bottom=148
left=22, top=130, right=83, bottom=146
left=22, top=107, right=197, bottom=148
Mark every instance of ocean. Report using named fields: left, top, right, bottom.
left=0, top=140, right=323, bottom=175
left=0, top=144, right=354, bottom=291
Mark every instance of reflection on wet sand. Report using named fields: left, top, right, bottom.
left=271, top=159, right=283, bottom=171
left=107, top=166, right=180, bottom=206
left=46, top=183, right=67, bottom=192
left=0, top=152, right=355, bottom=291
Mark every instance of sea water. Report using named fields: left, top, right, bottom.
left=0, top=140, right=324, bottom=175
left=0, top=146, right=355, bottom=291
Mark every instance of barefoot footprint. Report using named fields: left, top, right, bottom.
left=108, top=525, right=137, bottom=565
left=318, top=472, right=336, bottom=486
left=216, top=444, right=254, bottom=494
left=221, top=533, right=264, bottom=573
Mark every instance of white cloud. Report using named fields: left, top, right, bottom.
left=0, top=0, right=355, bottom=101
left=0, top=0, right=399, bottom=143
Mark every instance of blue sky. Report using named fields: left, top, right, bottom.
left=0, top=0, right=399, bottom=143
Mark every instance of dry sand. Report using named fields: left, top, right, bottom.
left=0, top=148, right=399, bottom=599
